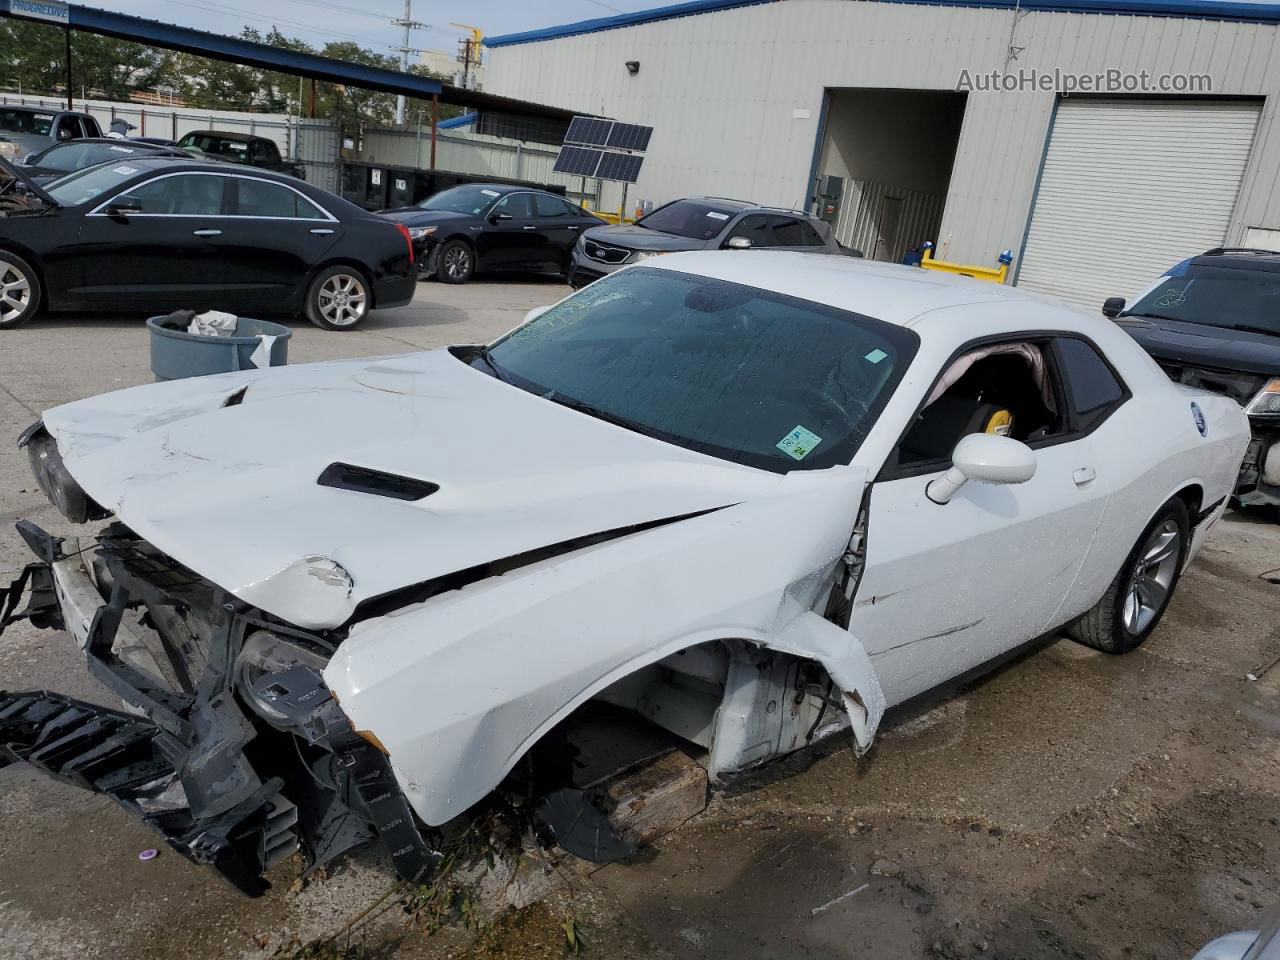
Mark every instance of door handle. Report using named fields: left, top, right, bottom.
left=568, top=225, right=580, bottom=230
left=1073, top=466, right=1097, bottom=485
left=522, top=225, right=538, bottom=231
left=191, top=228, right=222, bottom=237
left=309, top=228, right=335, bottom=235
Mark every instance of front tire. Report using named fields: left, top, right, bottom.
left=436, top=239, right=474, bottom=284
left=306, top=265, right=370, bottom=330
left=0, top=252, right=41, bottom=329
left=1068, top=497, right=1190, bottom=654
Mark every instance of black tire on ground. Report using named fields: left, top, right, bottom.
left=436, top=239, right=474, bottom=284
left=0, top=251, right=42, bottom=329
left=305, top=265, right=370, bottom=331
left=1068, top=496, right=1190, bottom=654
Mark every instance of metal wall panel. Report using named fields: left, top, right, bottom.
left=1017, top=98, right=1262, bottom=307
left=484, top=0, right=1280, bottom=276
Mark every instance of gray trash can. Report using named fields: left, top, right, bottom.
left=147, top=316, right=293, bottom=382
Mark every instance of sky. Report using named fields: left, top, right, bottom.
left=93, top=0, right=678, bottom=58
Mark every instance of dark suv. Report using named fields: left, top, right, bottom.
left=176, top=130, right=305, bottom=180
left=568, top=197, right=859, bottom=288
left=1105, top=248, right=1280, bottom=510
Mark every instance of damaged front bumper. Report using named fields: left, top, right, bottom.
left=0, top=520, right=439, bottom=896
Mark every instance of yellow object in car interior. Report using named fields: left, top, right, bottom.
left=984, top=409, right=1013, bottom=436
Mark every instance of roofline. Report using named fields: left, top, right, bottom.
left=485, top=0, right=1280, bottom=46
left=3, top=2, right=444, bottom=98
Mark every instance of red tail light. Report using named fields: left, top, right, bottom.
left=394, top=222, right=414, bottom=264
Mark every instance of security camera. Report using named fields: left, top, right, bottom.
left=625, top=61, right=640, bottom=75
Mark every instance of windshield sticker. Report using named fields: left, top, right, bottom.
left=864, top=348, right=888, bottom=364
left=108, top=145, right=135, bottom=153
left=35, top=113, right=54, bottom=121
left=112, top=165, right=138, bottom=175
left=1154, top=288, right=1186, bottom=308
left=777, top=425, right=823, bottom=461
left=705, top=211, right=730, bottom=220
left=481, top=189, right=500, bottom=197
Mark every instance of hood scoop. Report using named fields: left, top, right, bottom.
left=317, top=462, right=439, bottom=501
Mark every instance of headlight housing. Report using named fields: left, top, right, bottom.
left=1245, top=379, right=1280, bottom=417
left=0, top=140, right=19, bottom=159
left=236, top=630, right=331, bottom=726
left=20, top=422, right=110, bottom=523
left=630, top=250, right=666, bottom=262
left=408, top=226, right=437, bottom=240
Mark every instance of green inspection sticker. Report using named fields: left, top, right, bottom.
left=864, top=348, right=888, bottom=363
left=776, top=425, right=823, bottom=461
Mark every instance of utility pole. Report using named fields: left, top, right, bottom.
left=392, top=0, right=427, bottom=125
left=450, top=23, right=483, bottom=90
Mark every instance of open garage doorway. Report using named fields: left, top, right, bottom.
left=815, top=89, right=966, bottom=262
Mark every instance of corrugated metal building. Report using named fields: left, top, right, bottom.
left=484, top=0, right=1280, bottom=307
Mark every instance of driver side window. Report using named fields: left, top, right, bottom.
left=894, top=340, right=1068, bottom=468
left=492, top=193, right=533, bottom=219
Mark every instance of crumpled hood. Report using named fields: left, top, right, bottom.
left=42, top=349, right=781, bottom=629
left=1117, top=317, right=1280, bottom=377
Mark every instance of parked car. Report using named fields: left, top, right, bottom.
left=1105, top=247, right=1280, bottom=510
left=175, top=129, right=306, bottom=180
left=568, top=196, right=859, bottom=288
left=0, top=155, right=414, bottom=330
left=379, top=182, right=605, bottom=283
left=18, top=137, right=187, bottom=183
left=0, top=105, right=101, bottom=160
left=0, top=254, right=1247, bottom=893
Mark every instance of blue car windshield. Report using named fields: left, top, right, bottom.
left=477, top=267, right=918, bottom=473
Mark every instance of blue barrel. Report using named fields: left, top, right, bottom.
left=147, top=316, right=293, bottom=382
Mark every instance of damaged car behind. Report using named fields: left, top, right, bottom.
left=0, top=253, right=1250, bottom=894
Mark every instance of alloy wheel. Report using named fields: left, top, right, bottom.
left=317, top=273, right=368, bottom=327
left=1122, top=518, right=1181, bottom=635
left=443, top=245, right=471, bottom=280
left=0, top=259, right=32, bottom=324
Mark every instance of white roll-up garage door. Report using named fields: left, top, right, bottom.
left=1016, top=98, right=1261, bottom=311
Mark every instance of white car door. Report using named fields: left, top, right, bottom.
left=849, top=334, right=1122, bottom=706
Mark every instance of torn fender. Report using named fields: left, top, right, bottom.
left=767, top=610, right=885, bottom=755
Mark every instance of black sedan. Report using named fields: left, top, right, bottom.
left=0, top=156, right=415, bottom=330
left=18, top=138, right=187, bottom=183
left=379, top=183, right=604, bottom=283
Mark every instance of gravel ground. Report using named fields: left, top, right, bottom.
left=1, top=278, right=1277, bottom=960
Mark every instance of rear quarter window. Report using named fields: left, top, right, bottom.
left=1056, top=337, right=1126, bottom=426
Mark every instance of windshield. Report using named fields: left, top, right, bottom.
left=45, top=162, right=147, bottom=206
left=0, top=109, right=53, bottom=137
left=417, top=185, right=502, bottom=214
left=636, top=199, right=742, bottom=240
left=32, top=141, right=147, bottom=173
left=177, top=133, right=248, bottom=162
left=479, top=268, right=917, bottom=473
left=1127, top=264, right=1280, bottom=336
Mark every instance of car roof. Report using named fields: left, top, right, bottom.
left=640, top=250, right=1101, bottom=330
left=92, top=155, right=295, bottom=180
left=180, top=130, right=269, bottom=143
left=47, top=138, right=173, bottom=149
left=1191, top=248, right=1280, bottom=273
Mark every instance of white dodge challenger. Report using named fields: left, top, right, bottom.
left=0, top=253, right=1250, bottom=893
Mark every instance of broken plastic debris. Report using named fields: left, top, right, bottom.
left=138, top=848, right=159, bottom=861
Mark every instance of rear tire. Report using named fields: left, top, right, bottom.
left=306, top=265, right=370, bottom=331
left=0, top=251, right=41, bottom=329
left=436, top=239, right=474, bottom=284
left=1068, top=497, right=1189, bottom=654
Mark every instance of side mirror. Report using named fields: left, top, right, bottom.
left=489, top=212, right=513, bottom=224
left=725, top=236, right=751, bottom=250
left=105, top=197, right=143, bottom=218
left=522, top=305, right=551, bottom=324
left=926, top=433, right=1037, bottom=505
left=1101, top=296, right=1125, bottom=319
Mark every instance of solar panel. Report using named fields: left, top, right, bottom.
left=595, top=152, right=644, bottom=183
left=564, top=116, right=614, bottom=147
left=605, top=123, right=653, bottom=152
left=553, top=145, right=603, bottom=177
